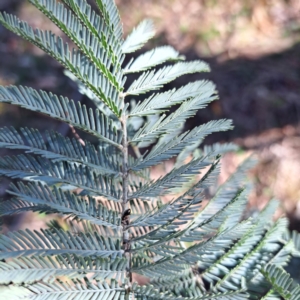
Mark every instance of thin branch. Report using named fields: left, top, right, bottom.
left=121, top=102, right=132, bottom=294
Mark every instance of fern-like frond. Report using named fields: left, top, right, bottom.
left=0, top=154, right=121, bottom=201
left=129, top=80, right=215, bottom=117
left=124, top=46, right=184, bottom=74
left=200, top=222, right=265, bottom=289
left=198, top=142, right=239, bottom=159
left=0, top=127, right=120, bottom=175
left=129, top=158, right=210, bottom=200
left=0, top=198, right=40, bottom=216
left=74, top=195, right=157, bottom=221
left=0, top=13, right=123, bottom=116
left=122, top=19, right=155, bottom=54
left=261, top=264, right=300, bottom=300
left=175, top=143, right=238, bottom=171
left=280, top=231, right=300, bottom=256
left=0, top=286, right=33, bottom=299
left=211, top=218, right=288, bottom=293
left=199, top=199, right=281, bottom=291
left=153, top=210, right=272, bottom=295
left=131, top=119, right=232, bottom=171
left=6, top=181, right=121, bottom=228
left=130, top=159, right=220, bottom=229
left=126, top=61, right=210, bottom=95
left=260, top=291, right=282, bottom=300
left=131, top=90, right=218, bottom=144
left=150, top=268, right=199, bottom=292
left=181, top=188, right=249, bottom=243
left=133, top=222, right=251, bottom=282
left=1, top=0, right=297, bottom=298
left=0, top=254, right=126, bottom=284
left=128, top=161, right=220, bottom=252
left=132, top=243, right=189, bottom=275
left=150, top=267, right=249, bottom=299
left=62, top=0, right=121, bottom=41
left=248, top=239, right=294, bottom=296
left=58, top=219, right=121, bottom=242
left=29, top=0, right=124, bottom=91
left=151, top=273, right=248, bottom=299
left=132, top=223, right=251, bottom=297
left=95, top=0, right=122, bottom=40
left=0, top=278, right=125, bottom=300
left=189, top=156, right=256, bottom=231
left=63, top=0, right=123, bottom=63
left=0, top=86, right=123, bottom=148
left=0, top=196, right=121, bottom=231
left=0, top=228, right=122, bottom=260
left=133, top=282, right=248, bottom=299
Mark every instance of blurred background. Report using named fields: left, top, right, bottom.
left=0, top=0, right=300, bottom=231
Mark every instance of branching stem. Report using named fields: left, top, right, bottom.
left=121, top=109, right=132, bottom=292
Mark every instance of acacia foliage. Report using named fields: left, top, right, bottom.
left=0, top=1, right=299, bottom=299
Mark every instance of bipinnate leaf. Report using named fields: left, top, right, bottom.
left=0, top=0, right=298, bottom=299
